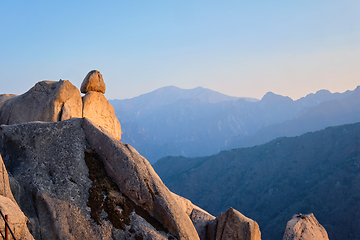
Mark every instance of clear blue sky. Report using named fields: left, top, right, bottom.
left=1, top=1, right=359, bottom=100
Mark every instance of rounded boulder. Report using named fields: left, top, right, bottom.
left=80, top=70, right=106, bottom=94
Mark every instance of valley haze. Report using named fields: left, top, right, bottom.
left=110, top=85, right=360, bottom=163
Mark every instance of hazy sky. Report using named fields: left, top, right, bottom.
left=1, top=1, right=359, bottom=100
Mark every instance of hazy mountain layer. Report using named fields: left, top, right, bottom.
left=225, top=86, right=360, bottom=149
left=153, top=122, right=360, bottom=240
left=110, top=86, right=356, bottom=163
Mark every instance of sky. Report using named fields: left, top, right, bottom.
left=1, top=1, right=359, bottom=100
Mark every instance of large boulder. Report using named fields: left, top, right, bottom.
left=82, top=91, right=121, bottom=140
left=82, top=118, right=199, bottom=239
left=0, top=118, right=199, bottom=239
left=80, top=70, right=106, bottom=94
left=0, top=80, right=82, bottom=125
left=207, top=207, right=261, bottom=240
left=172, top=192, right=216, bottom=240
left=283, top=213, right=329, bottom=240
left=0, top=154, right=34, bottom=240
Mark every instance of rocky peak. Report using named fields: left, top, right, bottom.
left=0, top=71, right=121, bottom=140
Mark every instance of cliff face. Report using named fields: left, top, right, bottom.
left=0, top=72, right=264, bottom=240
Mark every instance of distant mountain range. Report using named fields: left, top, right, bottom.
left=110, top=86, right=359, bottom=163
left=153, top=122, right=360, bottom=240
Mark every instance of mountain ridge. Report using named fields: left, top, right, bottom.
left=153, top=121, right=360, bottom=240
left=110, top=85, right=359, bottom=163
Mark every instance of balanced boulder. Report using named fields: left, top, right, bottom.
left=80, top=70, right=106, bottom=94
left=283, top=213, right=329, bottom=240
left=0, top=80, right=82, bottom=125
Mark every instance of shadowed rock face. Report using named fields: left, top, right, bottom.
left=283, top=214, right=329, bottom=240
left=0, top=75, right=121, bottom=140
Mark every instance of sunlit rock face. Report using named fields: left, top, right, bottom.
left=0, top=155, right=34, bottom=240
left=0, top=72, right=268, bottom=239
left=80, top=70, right=121, bottom=140
left=80, top=70, right=106, bottom=94
left=283, top=214, right=329, bottom=240
left=0, top=70, right=121, bottom=140
left=0, top=80, right=83, bottom=124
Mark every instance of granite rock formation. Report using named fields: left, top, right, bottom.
left=283, top=214, right=329, bottom=240
left=83, top=91, right=121, bottom=140
left=0, top=74, right=266, bottom=239
left=80, top=70, right=106, bottom=94
left=0, top=117, right=260, bottom=239
left=0, top=70, right=121, bottom=140
left=206, top=208, right=261, bottom=240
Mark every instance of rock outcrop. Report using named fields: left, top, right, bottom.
left=0, top=155, right=34, bottom=240
left=0, top=94, right=17, bottom=109
left=80, top=70, right=106, bottom=94
left=207, top=208, right=261, bottom=240
left=0, top=80, right=82, bottom=124
left=0, top=75, right=265, bottom=239
left=283, top=214, right=329, bottom=240
left=82, top=91, right=121, bottom=140
left=81, top=70, right=121, bottom=140
left=0, top=71, right=122, bottom=140
left=0, top=118, right=199, bottom=239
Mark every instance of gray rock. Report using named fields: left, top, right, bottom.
left=0, top=118, right=199, bottom=239
left=80, top=70, right=106, bottom=94
left=190, top=206, right=215, bottom=240
left=283, top=213, right=329, bottom=240
left=82, top=117, right=200, bottom=240
left=172, top=192, right=216, bottom=240
left=0, top=80, right=82, bottom=125
left=0, top=94, right=17, bottom=110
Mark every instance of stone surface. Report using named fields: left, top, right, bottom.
left=80, top=70, right=106, bottom=94
left=0, top=154, right=34, bottom=240
left=172, top=192, right=216, bottom=240
left=0, top=154, right=16, bottom=202
left=82, top=91, right=121, bottom=140
left=0, top=118, right=201, bottom=239
left=0, top=195, right=34, bottom=240
left=283, top=213, right=329, bottom=240
left=0, top=94, right=17, bottom=110
left=191, top=206, right=216, bottom=240
left=82, top=118, right=200, bottom=239
left=211, top=207, right=261, bottom=240
left=0, top=80, right=82, bottom=125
